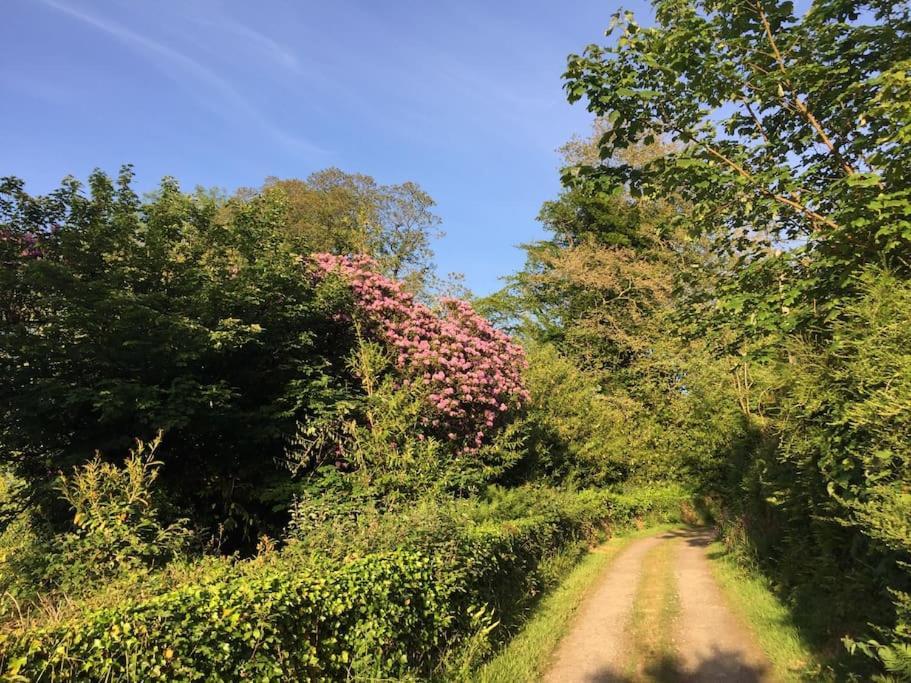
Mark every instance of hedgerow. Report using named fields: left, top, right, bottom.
left=1, top=552, right=444, bottom=682
left=0, top=485, right=687, bottom=681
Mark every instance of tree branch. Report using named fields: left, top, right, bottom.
left=753, top=0, right=857, bottom=175
left=698, top=140, right=839, bottom=230
left=742, top=99, right=771, bottom=143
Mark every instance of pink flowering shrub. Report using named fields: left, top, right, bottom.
left=0, top=228, right=44, bottom=259
left=313, top=253, right=529, bottom=452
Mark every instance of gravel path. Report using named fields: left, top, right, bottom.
left=543, top=534, right=665, bottom=683
left=674, top=528, right=770, bottom=681
left=543, top=528, right=772, bottom=682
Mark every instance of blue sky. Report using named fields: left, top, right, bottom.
left=2, top=0, right=652, bottom=294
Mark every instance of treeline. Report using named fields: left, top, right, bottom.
left=482, top=0, right=910, bottom=678
left=0, top=161, right=687, bottom=679
left=0, top=0, right=908, bottom=679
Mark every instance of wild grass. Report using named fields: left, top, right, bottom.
left=475, top=524, right=676, bottom=683
left=706, top=540, right=835, bottom=681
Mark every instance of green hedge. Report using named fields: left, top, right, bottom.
left=0, top=485, right=685, bottom=681
left=1, top=552, right=445, bottom=682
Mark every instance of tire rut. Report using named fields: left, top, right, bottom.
left=672, top=528, right=770, bottom=682
left=542, top=528, right=773, bottom=682
left=543, top=534, right=665, bottom=682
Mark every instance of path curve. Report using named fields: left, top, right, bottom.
left=543, top=527, right=772, bottom=682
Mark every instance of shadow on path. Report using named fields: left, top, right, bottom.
left=544, top=526, right=773, bottom=683
left=585, top=646, right=769, bottom=682
left=656, top=526, right=715, bottom=547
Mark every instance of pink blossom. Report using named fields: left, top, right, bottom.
left=313, top=253, right=527, bottom=452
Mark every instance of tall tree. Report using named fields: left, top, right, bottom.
left=483, top=124, right=740, bottom=485
left=262, top=169, right=443, bottom=292
left=563, top=0, right=911, bottom=341
left=487, top=125, right=690, bottom=379
left=559, top=3, right=911, bottom=673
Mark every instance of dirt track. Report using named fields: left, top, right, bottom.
left=543, top=528, right=772, bottom=682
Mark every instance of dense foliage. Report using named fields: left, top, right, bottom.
left=497, top=0, right=910, bottom=677
left=2, top=162, right=679, bottom=681
left=0, top=0, right=908, bottom=678
left=0, top=169, right=356, bottom=543
left=563, top=0, right=911, bottom=342
left=0, top=449, right=683, bottom=681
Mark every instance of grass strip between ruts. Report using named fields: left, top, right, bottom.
left=476, top=524, right=677, bottom=683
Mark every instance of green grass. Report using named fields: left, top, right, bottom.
left=706, top=541, right=832, bottom=682
left=475, top=524, right=676, bottom=683
left=624, top=538, right=681, bottom=681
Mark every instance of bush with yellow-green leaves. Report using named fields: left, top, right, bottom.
left=0, top=482, right=686, bottom=681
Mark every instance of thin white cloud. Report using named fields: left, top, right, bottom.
left=191, top=12, right=302, bottom=72
left=39, top=0, right=326, bottom=154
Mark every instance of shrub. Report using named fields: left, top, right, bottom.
left=0, top=169, right=356, bottom=544
left=286, top=337, right=525, bottom=506
left=723, top=269, right=911, bottom=676
left=0, top=485, right=688, bottom=681
left=42, top=435, right=192, bottom=596
left=519, top=342, right=637, bottom=483
left=313, top=253, right=528, bottom=453
left=0, top=552, right=445, bottom=682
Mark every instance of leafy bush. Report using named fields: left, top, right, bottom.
left=518, top=339, right=748, bottom=491
left=0, top=485, right=688, bottom=681
left=285, top=336, right=525, bottom=510
left=0, top=551, right=445, bottom=682
left=0, top=439, right=201, bottom=627
left=0, top=168, right=356, bottom=543
left=0, top=475, right=41, bottom=620
left=518, top=343, right=636, bottom=483
left=42, top=435, right=191, bottom=596
left=721, top=270, right=911, bottom=677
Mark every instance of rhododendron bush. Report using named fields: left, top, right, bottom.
left=313, top=253, right=528, bottom=451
